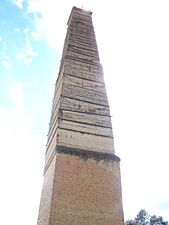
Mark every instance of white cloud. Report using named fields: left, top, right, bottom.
left=0, top=105, right=45, bottom=225
left=8, top=83, right=24, bottom=103
left=15, top=37, right=38, bottom=65
left=16, top=52, right=32, bottom=64
left=1, top=60, right=11, bottom=69
left=23, top=27, right=29, bottom=33
left=11, top=0, right=25, bottom=9
left=27, top=0, right=83, bottom=52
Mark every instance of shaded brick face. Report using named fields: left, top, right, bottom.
left=50, top=154, right=124, bottom=225
left=37, top=156, right=56, bottom=225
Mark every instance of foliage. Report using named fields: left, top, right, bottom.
left=150, top=215, right=168, bottom=225
left=125, top=209, right=168, bottom=225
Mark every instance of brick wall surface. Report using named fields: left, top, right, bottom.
left=50, top=153, right=124, bottom=225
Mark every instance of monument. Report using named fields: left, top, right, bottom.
left=37, top=6, right=124, bottom=225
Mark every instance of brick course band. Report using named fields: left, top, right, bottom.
left=55, top=145, right=120, bottom=162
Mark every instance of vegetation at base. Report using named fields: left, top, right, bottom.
left=125, top=209, right=168, bottom=225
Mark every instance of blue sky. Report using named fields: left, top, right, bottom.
left=0, top=0, right=169, bottom=224
left=0, top=0, right=64, bottom=149
left=0, top=1, right=58, bottom=224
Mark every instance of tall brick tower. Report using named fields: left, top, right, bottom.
left=37, top=6, right=124, bottom=225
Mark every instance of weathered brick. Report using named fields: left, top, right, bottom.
left=37, top=6, right=124, bottom=225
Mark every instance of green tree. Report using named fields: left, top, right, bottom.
left=150, top=215, right=168, bottom=225
left=126, top=219, right=136, bottom=225
left=125, top=209, right=168, bottom=225
left=135, top=209, right=149, bottom=225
